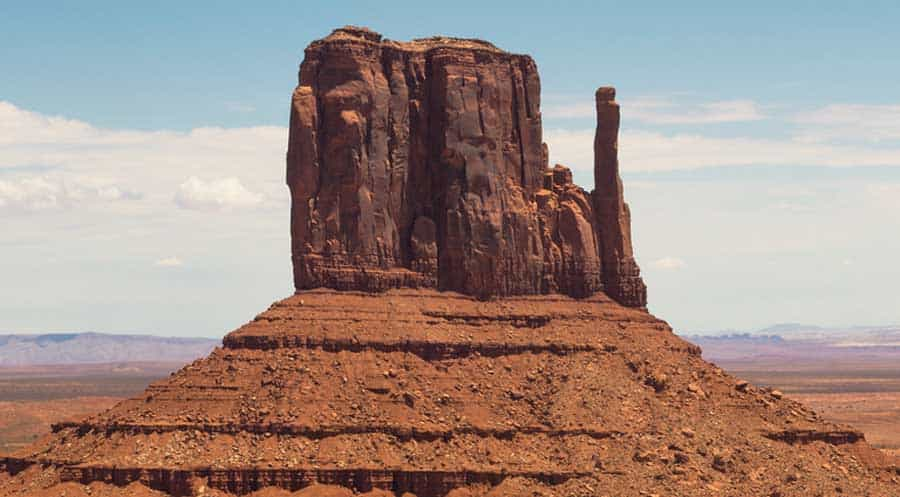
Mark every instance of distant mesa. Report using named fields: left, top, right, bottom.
left=0, top=332, right=219, bottom=367
left=287, top=26, right=646, bottom=306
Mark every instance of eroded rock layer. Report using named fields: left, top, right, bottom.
left=287, top=26, right=643, bottom=304
left=2, top=290, right=898, bottom=496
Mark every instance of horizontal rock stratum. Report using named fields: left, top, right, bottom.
left=2, top=26, right=898, bottom=497
left=287, top=26, right=645, bottom=306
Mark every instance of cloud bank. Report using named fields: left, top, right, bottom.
left=544, top=99, right=900, bottom=172
left=543, top=97, right=765, bottom=124
left=0, top=101, right=287, bottom=214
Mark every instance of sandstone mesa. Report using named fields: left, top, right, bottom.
left=1, top=26, right=897, bottom=497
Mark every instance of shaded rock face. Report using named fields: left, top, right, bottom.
left=593, top=87, right=647, bottom=307
left=287, top=26, right=646, bottom=306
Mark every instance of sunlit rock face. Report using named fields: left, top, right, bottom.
left=287, top=26, right=646, bottom=306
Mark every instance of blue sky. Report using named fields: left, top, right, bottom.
left=3, top=1, right=900, bottom=336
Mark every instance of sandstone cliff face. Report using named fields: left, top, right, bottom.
left=287, top=26, right=645, bottom=306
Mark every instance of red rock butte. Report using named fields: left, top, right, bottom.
left=287, top=26, right=645, bottom=305
left=1, top=26, right=898, bottom=497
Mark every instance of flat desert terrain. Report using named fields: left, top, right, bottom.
left=0, top=363, right=183, bottom=454
left=718, top=359, right=900, bottom=454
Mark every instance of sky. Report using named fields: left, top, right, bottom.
left=2, top=1, right=900, bottom=337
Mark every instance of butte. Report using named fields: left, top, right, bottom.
left=1, top=26, right=897, bottom=497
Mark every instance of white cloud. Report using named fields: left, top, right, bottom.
left=155, top=256, right=183, bottom=267
left=0, top=101, right=97, bottom=147
left=543, top=97, right=900, bottom=172
left=542, top=102, right=594, bottom=120
left=543, top=96, right=765, bottom=124
left=652, top=257, right=687, bottom=270
left=622, top=130, right=900, bottom=171
left=174, top=176, right=263, bottom=211
left=541, top=129, right=595, bottom=172
left=629, top=98, right=765, bottom=125
left=0, top=175, right=140, bottom=211
left=0, top=100, right=287, bottom=213
left=544, top=128, right=900, bottom=173
left=794, top=104, right=900, bottom=142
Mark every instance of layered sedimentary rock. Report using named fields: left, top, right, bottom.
left=3, top=27, right=898, bottom=497
left=592, top=87, right=647, bottom=307
left=287, top=26, right=642, bottom=305
left=2, top=290, right=898, bottom=497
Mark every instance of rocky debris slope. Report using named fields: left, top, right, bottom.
left=2, top=290, right=898, bottom=496
left=287, top=26, right=645, bottom=305
left=2, top=26, right=897, bottom=497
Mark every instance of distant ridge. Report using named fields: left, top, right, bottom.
left=683, top=324, right=900, bottom=365
left=0, top=332, right=219, bottom=367
left=684, top=322, right=900, bottom=340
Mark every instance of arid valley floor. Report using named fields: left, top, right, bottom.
left=722, top=361, right=900, bottom=458
left=0, top=363, right=183, bottom=454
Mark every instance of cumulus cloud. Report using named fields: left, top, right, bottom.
left=174, top=176, right=263, bottom=211
left=155, top=257, right=183, bottom=267
left=0, top=175, right=140, bottom=211
left=543, top=96, right=765, bottom=124
left=652, top=257, right=687, bottom=270
left=0, top=100, right=286, bottom=213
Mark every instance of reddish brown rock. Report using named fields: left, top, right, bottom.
left=3, top=290, right=897, bottom=497
left=536, top=164, right=602, bottom=297
left=287, top=26, right=643, bottom=304
left=593, top=87, right=647, bottom=307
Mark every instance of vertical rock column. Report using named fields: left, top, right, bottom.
left=428, top=47, right=546, bottom=298
left=593, top=87, right=648, bottom=308
left=286, top=27, right=433, bottom=292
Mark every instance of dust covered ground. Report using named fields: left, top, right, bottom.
left=711, top=357, right=900, bottom=454
left=0, top=363, right=178, bottom=454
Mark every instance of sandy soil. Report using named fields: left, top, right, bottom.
left=0, top=397, right=122, bottom=454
